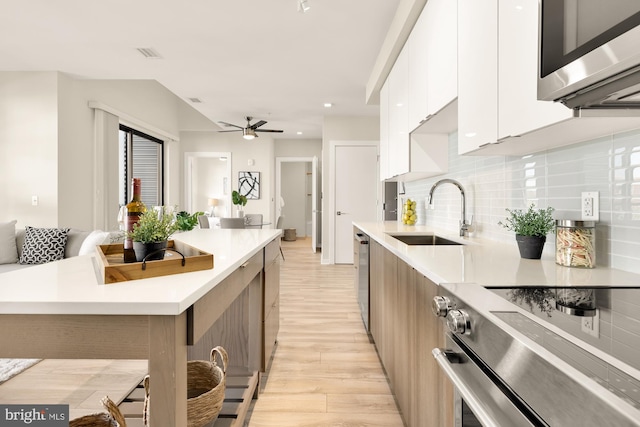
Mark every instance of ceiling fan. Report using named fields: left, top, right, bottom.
left=218, top=116, right=284, bottom=140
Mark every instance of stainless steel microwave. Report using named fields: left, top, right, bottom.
left=537, top=0, right=640, bottom=109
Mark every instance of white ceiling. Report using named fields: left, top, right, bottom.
left=1, top=0, right=402, bottom=139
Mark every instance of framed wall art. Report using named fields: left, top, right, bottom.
left=239, top=171, right=260, bottom=199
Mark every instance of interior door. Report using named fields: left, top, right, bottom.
left=334, top=145, right=378, bottom=264
left=311, top=156, right=318, bottom=253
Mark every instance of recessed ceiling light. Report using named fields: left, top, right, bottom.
left=297, top=131, right=303, bottom=135
left=136, top=47, right=162, bottom=59
left=298, top=0, right=310, bottom=13
left=323, top=103, right=332, bottom=108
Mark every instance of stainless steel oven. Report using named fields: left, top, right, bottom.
left=432, top=285, right=640, bottom=427
left=538, top=0, right=640, bottom=109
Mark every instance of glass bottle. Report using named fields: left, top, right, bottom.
left=123, top=178, right=146, bottom=263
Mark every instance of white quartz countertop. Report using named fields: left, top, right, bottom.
left=354, top=221, right=640, bottom=287
left=0, top=229, right=281, bottom=316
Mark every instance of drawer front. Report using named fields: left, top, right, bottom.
left=263, top=296, right=279, bottom=371
left=264, top=259, right=280, bottom=318
left=264, top=237, right=280, bottom=266
left=241, top=250, right=263, bottom=285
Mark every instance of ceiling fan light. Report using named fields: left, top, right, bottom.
left=243, top=128, right=256, bottom=140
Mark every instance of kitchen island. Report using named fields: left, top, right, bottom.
left=0, top=228, right=281, bottom=425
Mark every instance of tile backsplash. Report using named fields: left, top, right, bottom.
left=402, top=130, right=640, bottom=275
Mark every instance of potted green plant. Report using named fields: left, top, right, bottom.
left=232, top=190, right=247, bottom=217
left=175, top=210, right=204, bottom=231
left=127, top=207, right=179, bottom=262
left=498, top=204, right=555, bottom=259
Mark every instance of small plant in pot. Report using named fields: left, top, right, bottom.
left=127, top=207, right=179, bottom=262
left=232, top=190, right=247, bottom=217
left=175, top=210, right=204, bottom=232
left=498, top=204, right=555, bottom=259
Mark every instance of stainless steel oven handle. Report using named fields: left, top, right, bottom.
left=432, top=348, right=501, bottom=427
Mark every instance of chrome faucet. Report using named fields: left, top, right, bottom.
left=428, top=179, right=471, bottom=237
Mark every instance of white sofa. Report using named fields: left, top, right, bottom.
left=0, top=221, right=111, bottom=274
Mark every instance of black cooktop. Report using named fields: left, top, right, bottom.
left=488, top=286, right=640, bottom=410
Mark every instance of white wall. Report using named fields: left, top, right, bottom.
left=274, top=139, right=323, bottom=240
left=179, top=131, right=276, bottom=223
left=192, top=156, right=229, bottom=216
left=322, top=116, right=380, bottom=263
left=0, top=72, right=59, bottom=228
left=281, top=162, right=308, bottom=236
left=0, top=71, right=216, bottom=231
left=275, top=139, right=322, bottom=158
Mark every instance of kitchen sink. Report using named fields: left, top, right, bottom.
left=388, top=234, right=463, bottom=245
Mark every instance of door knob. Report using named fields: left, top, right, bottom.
left=337, top=211, right=348, bottom=215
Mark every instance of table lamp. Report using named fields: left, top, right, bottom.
left=208, top=198, right=218, bottom=217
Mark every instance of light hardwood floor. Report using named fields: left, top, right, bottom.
left=246, top=238, right=403, bottom=427
left=0, top=238, right=403, bottom=426
left=0, top=359, right=148, bottom=420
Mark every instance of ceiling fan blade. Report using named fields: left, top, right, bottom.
left=218, top=121, right=243, bottom=129
left=250, top=120, right=267, bottom=130
left=255, top=129, right=284, bottom=133
left=218, top=129, right=242, bottom=132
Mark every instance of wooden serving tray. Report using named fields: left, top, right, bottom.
left=96, top=240, right=214, bottom=284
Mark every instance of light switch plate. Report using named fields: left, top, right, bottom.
left=581, top=191, right=599, bottom=221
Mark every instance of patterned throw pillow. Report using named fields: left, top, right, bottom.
left=19, top=226, right=70, bottom=265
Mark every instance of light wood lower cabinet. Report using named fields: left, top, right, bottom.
left=186, top=238, right=282, bottom=426
left=369, top=240, right=453, bottom=426
left=188, top=250, right=263, bottom=370
left=262, top=238, right=281, bottom=371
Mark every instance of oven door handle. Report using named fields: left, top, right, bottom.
left=432, top=348, right=502, bottom=427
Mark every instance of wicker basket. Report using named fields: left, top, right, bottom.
left=70, top=396, right=127, bottom=427
left=144, top=346, right=228, bottom=427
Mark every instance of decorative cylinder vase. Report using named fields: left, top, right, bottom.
left=556, top=220, right=596, bottom=268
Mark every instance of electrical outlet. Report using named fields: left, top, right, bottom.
left=581, top=191, right=599, bottom=221
left=581, top=309, right=600, bottom=338
left=31, top=196, right=38, bottom=206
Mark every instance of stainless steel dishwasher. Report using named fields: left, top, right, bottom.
left=354, top=232, right=370, bottom=331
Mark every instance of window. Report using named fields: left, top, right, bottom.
left=119, top=125, right=164, bottom=208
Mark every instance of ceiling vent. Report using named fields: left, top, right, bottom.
left=136, top=48, right=162, bottom=59
left=188, top=97, right=202, bottom=103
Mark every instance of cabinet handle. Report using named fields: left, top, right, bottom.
left=240, top=261, right=249, bottom=269
left=433, top=348, right=500, bottom=427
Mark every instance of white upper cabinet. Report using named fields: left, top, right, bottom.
left=379, top=80, right=390, bottom=181
left=457, top=0, right=640, bottom=156
left=378, top=0, right=453, bottom=182
left=497, top=0, right=572, bottom=139
left=387, top=44, right=410, bottom=178
left=458, top=0, right=573, bottom=155
left=408, top=0, right=457, bottom=133
left=458, top=0, right=498, bottom=154
left=407, top=8, right=428, bottom=131
left=424, top=0, right=457, bottom=118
